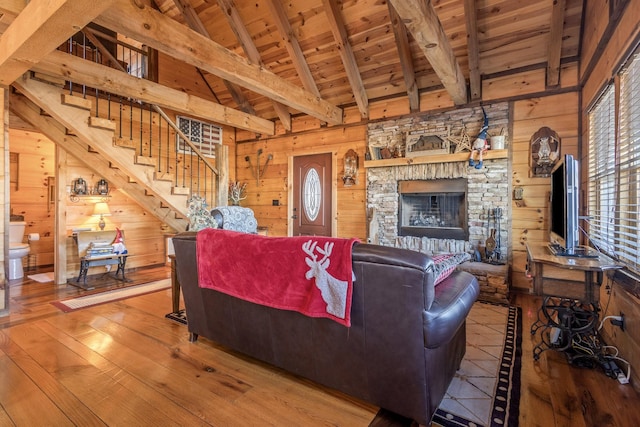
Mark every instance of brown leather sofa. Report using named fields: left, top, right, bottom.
left=172, top=232, right=479, bottom=426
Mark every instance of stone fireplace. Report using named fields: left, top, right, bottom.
left=366, top=159, right=509, bottom=256
left=365, top=103, right=511, bottom=302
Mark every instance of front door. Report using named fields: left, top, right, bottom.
left=292, top=153, right=332, bottom=236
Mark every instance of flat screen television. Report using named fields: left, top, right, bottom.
left=549, top=154, right=580, bottom=255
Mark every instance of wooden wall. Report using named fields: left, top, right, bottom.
left=8, top=128, right=168, bottom=279
left=510, top=93, right=580, bottom=292
left=235, top=124, right=368, bottom=238
left=62, top=152, right=167, bottom=277
left=580, top=1, right=640, bottom=389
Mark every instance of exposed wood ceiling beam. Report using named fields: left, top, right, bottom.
left=217, top=0, right=291, bottom=131
left=463, top=0, right=481, bottom=101
left=95, top=0, right=343, bottom=125
left=31, top=50, right=275, bottom=135
left=266, top=0, right=321, bottom=99
left=171, top=0, right=208, bottom=35
left=547, top=0, right=566, bottom=87
left=388, top=2, right=419, bottom=112
left=170, top=0, right=257, bottom=118
left=322, top=0, right=369, bottom=119
left=388, top=0, right=468, bottom=105
left=0, top=0, right=116, bottom=86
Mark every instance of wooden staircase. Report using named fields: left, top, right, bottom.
left=11, top=75, right=193, bottom=231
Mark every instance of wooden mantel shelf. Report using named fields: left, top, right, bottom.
left=363, top=149, right=508, bottom=168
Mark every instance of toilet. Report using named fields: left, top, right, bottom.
left=9, top=221, right=30, bottom=280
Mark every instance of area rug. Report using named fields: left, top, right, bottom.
left=27, top=272, right=55, bottom=283
left=52, top=279, right=171, bottom=312
left=166, top=302, right=521, bottom=427
left=165, top=308, right=187, bottom=325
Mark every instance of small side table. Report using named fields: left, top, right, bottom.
left=76, top=253, right=128, bottom=290
left=526, top=243, right=621, bottom=364
left=169, top=254, right=181, bottom=313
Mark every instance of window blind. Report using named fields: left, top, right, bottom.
left=587, top=85, right=616, bottom=256
left=616, top=52, right=640, bottom=270
left=587, top=52, right=640, bottom=272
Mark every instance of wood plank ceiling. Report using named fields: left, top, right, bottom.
left=0, top=0, right=583, bottom=132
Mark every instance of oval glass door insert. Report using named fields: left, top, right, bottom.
left=303, top=168, right=321, bottom=221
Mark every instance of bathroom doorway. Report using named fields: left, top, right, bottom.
left=8, top=129, right=56, bottom=282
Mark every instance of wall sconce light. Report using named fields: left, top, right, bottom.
left=342, top=149, right=359, bottom=186
left=92, top=202, right=111, bottom=231
left=245, top=148, right=273, bottom=186
left=96, top=178, right=109, bottom=195
left=73, top=177, right=87, bottom=195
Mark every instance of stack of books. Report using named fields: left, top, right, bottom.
left=87, top=241, right=114, bottom=257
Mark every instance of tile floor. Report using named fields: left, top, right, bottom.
left=438, top=303, right=510, bottom=425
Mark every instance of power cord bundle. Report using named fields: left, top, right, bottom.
left=600, top=346, right=631, bottom=384
left=595, top=275, right=632, bottom=384
left=566, top=221, right=631, bottom=383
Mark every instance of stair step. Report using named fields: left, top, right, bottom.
left=113, top=137, right=137, bottom=150
left=135, top=155, right=157, bottom=167
left=154, top=171, right=175, bottom=182
left=33, top=72, right=66, bottom=87
left=172, top=186, right=191, bottom=196
left=88, top=116, right=116, bottom=131
left=61, top=94, right=92, bottom=111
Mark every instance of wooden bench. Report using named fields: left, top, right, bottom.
left=75, top=230, right=128, bottom=289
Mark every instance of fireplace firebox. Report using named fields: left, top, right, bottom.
left=398, top=179, right=468, bottom=240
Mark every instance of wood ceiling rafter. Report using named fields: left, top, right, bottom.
left=31, top=50, right=275, bottom=135
left=547, top=0, right=566, bottom=87
left=169, top=0, right=258, bottom=118
left=463, top=0, right=481, bottom=101
left=0, top=0, right=116, bottom=86
left=387, top=1, right=419, bottom=112
left=266, top=0, right=321, bottom=99
left=216, top=0, right=291, bottom=131
left=388, top=0, right=468, bottom=105
left=322, top=0, right=369, bottom=119
left=95, top=0, right=343, bottom=125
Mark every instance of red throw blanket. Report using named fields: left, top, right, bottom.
left=196, top=228, right=359, bottom=327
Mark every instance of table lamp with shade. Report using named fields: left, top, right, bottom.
left=93, top=202, right=111, bottom=230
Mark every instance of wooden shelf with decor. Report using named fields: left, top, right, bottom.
left=364, top=149, right=509, bottom=168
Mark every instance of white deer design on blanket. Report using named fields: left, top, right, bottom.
left=302, top=240, right=349, bottom=319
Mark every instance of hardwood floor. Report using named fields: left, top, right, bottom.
left=1, top=266, right=640, bottom=426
